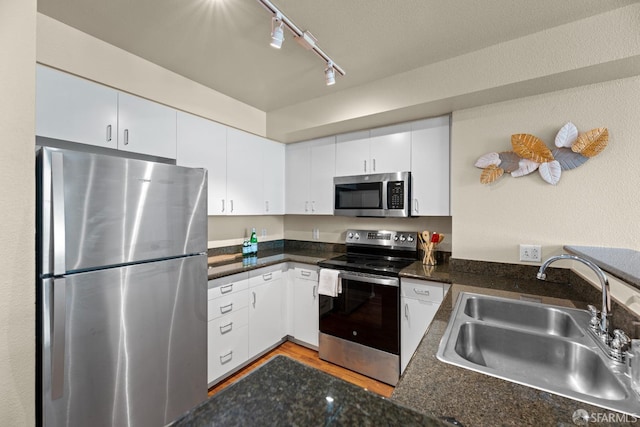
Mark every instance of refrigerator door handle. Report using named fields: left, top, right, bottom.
left=51, top=151, right=66, bottom=276
left=51, top=278, right=66, bottom=400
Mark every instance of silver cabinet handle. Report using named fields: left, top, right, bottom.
left=311, top=201, right=315, bottom=212
left=413, top=288, right=430, bottom=296
left=220, top=303, right=233, bottom=314
left=252, top=291, right=256, bottom=308
left=51, top=151, right=66, bottom=276
left=230, top=200, right=234, bottom=213
left=262, top=272, right=273, bottom=281
left=220, top=284, right=233, bottom=294
left=373, top=158, right=376, bottom=172
left=414, top=198, right=419, bottom=214
left=405, top=303, right=409, bottom=319
left=364, top=160, right=367, bottom=173
left=305, top=201, right=309, bottom=212
left=106, top=124, right=112, bottom=142
left=312, top=285, right=317, bottom=299
left=265, top=200, right=269, bottom=212
left=301, top=270, right=311, bottom=277
left=219, top=322, right=233, bottom=334
left=221, top=199, right=225, bottom=213
left=51, top=278, right=66, bottom=400
left=220, top=351, right=233, bottom=364
left=124, top=129, right=129, bottom=145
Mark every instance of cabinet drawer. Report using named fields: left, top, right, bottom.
left=208, top=272, right=249, bottom=300
left=208, top=322, right=248, bottom=384
left=401, top=279, right=446, bottom=303
left=209, top=307, right=248, bottom=339
left=249, top=268, right=283, bottom=287
left=207, top=289, right=248, bottom=321
left=208, top=277, right=249, bottom=300
left=294, top=266, right=318, bottom=282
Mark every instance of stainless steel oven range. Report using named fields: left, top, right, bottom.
left=317, top=229, right=417, bottom=385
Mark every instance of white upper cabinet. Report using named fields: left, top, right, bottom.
left=36, top=65, right=118, bottom=149
left=335, top=125, right=411, bottom=176
left=285, top=136, right=336, bottom=215
left=226, top=128, right=265, bottom=215
left=117, top=92, right=177, bottom=159
left=262, top=139, right=285, bottom=215
left=36, top=65, right=177, bottom=159
left=176, top=112, right=227, bottom=215
left=335, top=130, right=370, bottom=176
left=369, top=123, right=412, bottom=174
left=410, top=115, right=450, bottom=216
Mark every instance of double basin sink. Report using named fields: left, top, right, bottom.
left=437, top=293, right=640, bottom=416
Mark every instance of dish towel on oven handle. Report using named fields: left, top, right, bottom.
left=318, top=269, right=342, bottom=297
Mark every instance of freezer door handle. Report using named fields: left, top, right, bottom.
left=51, top=278, right=66, bottom=400
left=51, top=151, right=66, bottom=276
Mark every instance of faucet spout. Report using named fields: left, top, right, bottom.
left=537, top=254, right=611, bottom=339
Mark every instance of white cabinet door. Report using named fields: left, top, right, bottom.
left=400, top=297, right=439, bottom=372
left=292, top=277, right=319, bottom=347
left=335, top=130, right=370, bottom=176
left=118, top=92, right=177, bottom=159
left=369, top=123, right=412, bottom=174
left=410, top=116, right=450, bottom=216
left=309, top=137, right=336, bottom=215
left=36, top=65, right=118, bottom=149
left=226, top=128, right=264, bottom=215
left=285, top=142, right=310, bottom=214
left=262, top=139, right=285, bottom=214
left=248, top=279, right=284, bottom=358
left=176, top=112, right=227, bottom=215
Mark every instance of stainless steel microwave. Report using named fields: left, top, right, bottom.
left=333, top=171, right=411, bottom=217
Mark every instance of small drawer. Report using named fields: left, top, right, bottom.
left=207, top=322, right=248, bottom=384
left=294, top=266, right=318, bottom=282
left=401, top=279, right=445, bottom=303
left=207, top=289, right=248, bottom=321
left=209, top=307, right=248, bottom=338
left=249, top=268, right=283, bottom=287
left=208, top=272, right=249, bottom=300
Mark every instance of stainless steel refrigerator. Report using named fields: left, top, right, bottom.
left=36, top=146, right=208, bottom=427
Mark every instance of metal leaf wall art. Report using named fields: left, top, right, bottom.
left=474, top=122, right=609, bottom=185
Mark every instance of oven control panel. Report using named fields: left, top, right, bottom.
left=345, top=229, right=417, bottom=249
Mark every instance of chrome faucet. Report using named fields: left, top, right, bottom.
left=537, top=254, right=612, bottom=343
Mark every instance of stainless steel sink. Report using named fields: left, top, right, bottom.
left=463, top=295, right=584, bottom=338
left=437, top=293, right=640, bottom=417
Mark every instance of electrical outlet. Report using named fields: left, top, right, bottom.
left=261, top=228, right=267, bottom=237
left=312, top=228, right=320, bottom=240
left=519, top=244, right=541, bottom=262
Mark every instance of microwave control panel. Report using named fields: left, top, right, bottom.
left=387, top=181, right=405, bottom=209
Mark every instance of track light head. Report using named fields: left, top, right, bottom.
left=325, top=61, right=336, bottom=86
left=270, top=14, right=284, bottom=49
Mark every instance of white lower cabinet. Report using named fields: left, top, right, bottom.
left=400, top=278, right=450, bottom=372
left=248, top=265, right=286, bottom=359
left=290, top=265, right=319, bottom=348
left=207, top=272, right=249, bottom=385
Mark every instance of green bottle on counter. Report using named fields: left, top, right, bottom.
left=250, top=228, right=258, bottom=254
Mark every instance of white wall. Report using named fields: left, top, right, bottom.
left=451, top=75, right=640, bottom=263
left=36, top=13, right=266, bottom=137
left=0, top=0, right=36, bottom=425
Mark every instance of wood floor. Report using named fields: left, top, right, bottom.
left=207, top=341, right=394, bottom=398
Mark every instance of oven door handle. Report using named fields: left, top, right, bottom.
left=338, top=272, right=399, bottom=287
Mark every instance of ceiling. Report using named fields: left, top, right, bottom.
left=37, top=0, right=635, bottom=113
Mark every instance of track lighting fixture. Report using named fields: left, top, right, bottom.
left=325, top=61, right=336, bottom=86
left=270, top=13, right=284, bottom=49
left=256, top=0, right=345, bottom=85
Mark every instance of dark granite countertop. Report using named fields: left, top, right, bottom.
left=392, top=273, right=632, bottom=427
left=170, top=355, right=448, bottom=427
left=565, top=245, right=640, bottom=289
left=208, top=249, right=342, bottom=280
